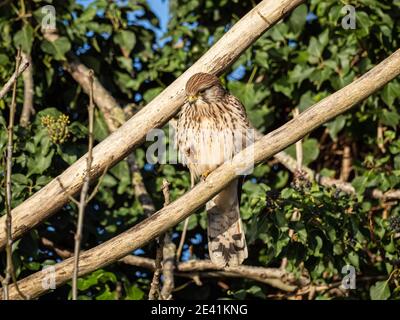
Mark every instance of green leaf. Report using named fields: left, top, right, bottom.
left=370, top=280, right=391, bottom=300
left=114, top=30, right=136, bottom=55
left=381, top=82, right=400, bottom=108
left=325, top=115, right=346, bottom=141
left=93, top=110, right=109, bottom=141
left=380, top=109, right=400, bottom=128
left=27, top=149, right=54, bottom=176
left=41, top=37, right=71, bottom=61
left=288, top=4, right=307, bottom=34
left=352, top=176, right=368, bottom=194
left=125, top=286, right=144, bottom=300
left=285, top=138, right=319, bottom=166
left=143, top=87, right=163, bottom=103
left=13, top=24, right=34, bottom=54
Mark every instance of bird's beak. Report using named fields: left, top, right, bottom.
left=187, top=95, right=198, bottom=104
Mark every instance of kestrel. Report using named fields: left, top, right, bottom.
left=176, top=72, right=253, bottom=267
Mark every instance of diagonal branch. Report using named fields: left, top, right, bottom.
left=39, top=238, right=305, bottom=292
left=43, top=29, right=155, bottom=217
left=0, top=56, right=29, bottom=100
left=3, top=47, right=400, bottom=299
left=0, top=0, right=305, bottom=250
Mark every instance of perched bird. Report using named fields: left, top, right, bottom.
left=176, top=72, right=254, bottom=267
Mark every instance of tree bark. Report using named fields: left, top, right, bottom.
left=3, top=47, right=400, bottom=300
left=19, top=52, right=34, bottom=127
left=0, top=0, right=305, bottom=250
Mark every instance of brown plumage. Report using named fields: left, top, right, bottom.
left=176, top=72, right=253, bottom=267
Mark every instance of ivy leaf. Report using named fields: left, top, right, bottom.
left=370, top=281, right=391, bottom=300
left=380, top=109, right=400, bottom=128
left=325, top=115, right=346, bottom=141
left=41, top=37, right=71, bottom=61
left=352, top=176, right=368, bottom=194
left=381, top=82, right=400, bottom=108
left=27, top=149, right=54, bottom=176
left=288, top=4, right=307, bottom=34
left=93, top=110, right=109, bottom=141
left=114, top=30, right=136, bottom=56
left=13, top=24, right=34, bottom=54
left=285, top=138, right=319, bottom=166
left=125, top=286, right=144, bottom=300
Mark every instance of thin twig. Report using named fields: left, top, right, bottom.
left=148, top=179, right=171, bottom=300
left=86, top=164, right=109, bottom=203
left=0, top=55, right=29, bottom=100
left=2, top=49, right=27, bottom=300
left=56, top=177, right=80, bottom=206
left=72, top=70, right=95, bottom=300
left=160, top=179, right=176, bottom=300
left=20, top=52, right=35, bottom=127
left=339, top=145, right=352, bottom=182
left=148, top=238, right=163, bottom=300
left=293, top=108, right=303, bottom=172
left=176, top=218, right=189, bottom=261
left=176, top=174, right=194, bottom=261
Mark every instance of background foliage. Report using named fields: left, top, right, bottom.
left=1, top=0, right=400, bottom=300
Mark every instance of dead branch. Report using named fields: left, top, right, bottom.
left=0, top=0, right=305, bottom=250
left=274, top=151, right=400, bottom=200
left=339, top=145, right=352, bottom=182
left=160, top=179, right=175, bottom=300
left=3, top=47, right=400, bottom=299
left=0, top=55, right=29, bottom=100
left=148, top=179, right=171, bottom=300
left=72, top=70, right=95, bottom=300
left=19, top=52, right=34, bottom=127
left=2, top=50, right=27, bottom=300
left=42, top=29, right=156, bottom=218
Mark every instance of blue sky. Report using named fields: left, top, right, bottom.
left=76, top=0, right=170, bottom=39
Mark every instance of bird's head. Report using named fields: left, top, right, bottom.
left=185, top=73, right=225, bottom=105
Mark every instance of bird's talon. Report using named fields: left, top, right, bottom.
left=201, top=170, right=212, bottom=181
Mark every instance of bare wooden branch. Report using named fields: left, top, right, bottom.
left=149, top=179, right=171, bottom=300
left=160, top=179, right=175, bottom=300
left=38, top=239, right=306, bottom=293
left=19, top=52, right=34, bottom=127
left=72, top=70, right=95, bottom=300
left=0, top=56, right=29, bottom=100
left=339, top=145, right=352, bottom=182
left=148, top=241, right=163, bottom=300
left=274, top=151, right=400, bottom=200
left=122, top=256, right=308, bottom=292
left=0, top=0, right=305, bottom=250
left=43, top=29, right=155, bottom=217
left=2, top=50, right=27, bottom=300
left=127, top=154, right=156, bottom=217
left=292, top=108, right=303, bottom=172
left=4, top=47, right=400, bottom=300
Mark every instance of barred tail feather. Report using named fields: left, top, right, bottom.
left=206, top=180, right=248, bottom=268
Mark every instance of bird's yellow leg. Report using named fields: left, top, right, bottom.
left=201, top=169, right=213, bottom=181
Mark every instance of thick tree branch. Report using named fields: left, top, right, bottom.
left=43, top=29, right=155, bottom=217
left=0, top=0, right=305, bottom=250
left=3, top=47, right=400, bottom=299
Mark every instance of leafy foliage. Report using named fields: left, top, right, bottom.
left=0, top=0, right=400, bottom=300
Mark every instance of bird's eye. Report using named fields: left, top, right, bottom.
left=198, top=89, right=206, bottom=94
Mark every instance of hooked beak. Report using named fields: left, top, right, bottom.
left=187, top=95, right=198, bottom=104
